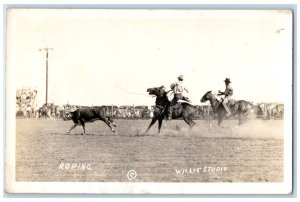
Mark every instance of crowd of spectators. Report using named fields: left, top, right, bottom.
left=16, top=88, right=283, bottom=120
left=256, top=102, right=284, bottom=120
left=16, top=87, right=38, bottom=118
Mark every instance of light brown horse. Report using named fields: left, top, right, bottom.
left=200, top=91, right=253, bottom=126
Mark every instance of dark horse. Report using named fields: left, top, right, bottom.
left=145, top=86, right=196, bottom=134
left=200, top=91, right=253, bottom=126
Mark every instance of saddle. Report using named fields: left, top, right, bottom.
left=214, top=99, right=236, bottom=113
left=172, top=102, right=182, bottom=110
left=171, top=98, right=194, bottom=112
left=219, top=98, right=236, bottom=107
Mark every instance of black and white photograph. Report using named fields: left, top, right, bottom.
left=5, top=8, right=293, bottom=194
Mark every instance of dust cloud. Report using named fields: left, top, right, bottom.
left=157, top=120, right=284, bottom=140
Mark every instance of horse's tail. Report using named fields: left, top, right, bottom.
left=245, top=101, right=254, bottom=112
left=238, top=100, right=254, bottom=116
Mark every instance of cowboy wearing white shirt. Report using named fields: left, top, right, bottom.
left=166, top=75, right=189, bottom=120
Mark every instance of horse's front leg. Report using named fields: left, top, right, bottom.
left=218, top=110, right=225, bottom=126
left=158, top=118, right=163, bottom=134
left=238, top=113, right=243, bottom=125
left=144, top=117, right=157, bottom=134
left=218, top=115, right=222, bottom=126
left=208, top=115, right=212, bottom=130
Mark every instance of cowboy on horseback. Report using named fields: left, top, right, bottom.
left=145, top=85, right=196, bottom=134
left=218, top=78, right=233, bottom=116
left=166, top=75, right=189, bottom=120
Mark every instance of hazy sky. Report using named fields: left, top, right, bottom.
left=8, top=9, right=292, bottom=107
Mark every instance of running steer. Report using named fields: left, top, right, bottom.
left=65, top=106, right=117, bottom=135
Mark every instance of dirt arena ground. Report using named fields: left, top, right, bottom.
left=16, top=118, right=283, bottom=182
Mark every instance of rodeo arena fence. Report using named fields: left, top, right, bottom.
left=16, top=88, right=284, bottom=120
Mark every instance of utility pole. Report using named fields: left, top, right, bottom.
left=39, top=47, right=53, bottom=105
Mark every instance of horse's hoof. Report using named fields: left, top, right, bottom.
left=140, top=132, right=148, bottom=136
left=81, top=133, right=85, bottom=135
left=65, top=131, right=70, bottom=135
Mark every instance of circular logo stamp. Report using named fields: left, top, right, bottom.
left=127, top=169, right=137, bottom=180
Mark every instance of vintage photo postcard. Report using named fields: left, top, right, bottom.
left=5, top=9, right=293, bottom=194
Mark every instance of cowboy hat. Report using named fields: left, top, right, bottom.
left=224, top=78, right=231, bottom=83
left=177, top=75, right=184, bottom=80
